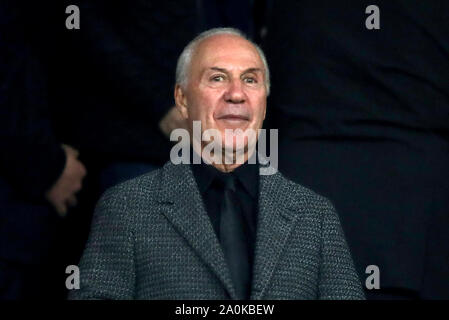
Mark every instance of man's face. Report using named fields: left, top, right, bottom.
left=176, top=34, right=267, bottom=154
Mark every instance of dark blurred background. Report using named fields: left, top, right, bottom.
left=0, top=0, right=448, bottom=300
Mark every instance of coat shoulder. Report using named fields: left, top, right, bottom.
left=269, top=170, right=335, bottom=210
left=99, top=166, right=163, bottom=210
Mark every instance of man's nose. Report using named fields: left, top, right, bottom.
left=224, top=80, right=245, bottom=104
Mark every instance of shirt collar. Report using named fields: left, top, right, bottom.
left=191, top=157, right=259, bottom=198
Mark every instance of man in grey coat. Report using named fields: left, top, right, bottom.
left=69, top=28, right=364, bottom=300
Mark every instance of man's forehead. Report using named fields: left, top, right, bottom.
left=194, top=34, right=263, bottom=67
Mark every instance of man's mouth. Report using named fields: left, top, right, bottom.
left=217, top=114, right=250, bottom=121
left=216, top=115, right=250, bottom=128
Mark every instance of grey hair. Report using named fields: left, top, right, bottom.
left=175, top=27, right=271, bottom=95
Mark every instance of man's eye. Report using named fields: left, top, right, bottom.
left=211, top=75, right=225, bottom=82
left=244, top=77, right=257, bottom=84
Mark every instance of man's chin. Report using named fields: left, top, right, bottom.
left=216, top=118, right=250, bottom=130
left=222, top=136, right=249, bottom=152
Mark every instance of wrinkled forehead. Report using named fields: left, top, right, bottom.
left=191, top=34, right=264, bottom=72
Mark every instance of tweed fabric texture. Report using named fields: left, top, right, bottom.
left=69, top=161, right=365, bottom=300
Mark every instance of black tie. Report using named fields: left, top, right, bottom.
left=219, top=174, right=251, bottom=300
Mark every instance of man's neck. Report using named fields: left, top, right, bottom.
left=212, top=162, right=242, bottom=173
left=192, top=146, right=256, bottom=173
left=206, top=151, right=249, bottom=173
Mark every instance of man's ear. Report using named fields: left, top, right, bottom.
left=174, top=84, right=189, bottom=119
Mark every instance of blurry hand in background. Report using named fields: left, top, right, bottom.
left=159, top=105, right=189, bottom=138
left=45, top=144, right=87, bottom=217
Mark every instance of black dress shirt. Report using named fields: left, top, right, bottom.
left=191, top=160, right=259, bottom=276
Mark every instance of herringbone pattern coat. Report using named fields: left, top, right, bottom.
left=69, top=161, right=364, bottom=300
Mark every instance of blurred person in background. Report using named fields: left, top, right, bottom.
left=0, top=2, right=86, bottom=299
left=263, top=0, right=449, bottom=299
left=1, top=1, right=199, bottom=299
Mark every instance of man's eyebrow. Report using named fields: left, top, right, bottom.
left=242, top=68, right=263, bottom=74
left=210, top=67, right=228, bottom=73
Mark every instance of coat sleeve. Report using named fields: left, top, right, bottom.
left=318, top=199, right=365, bottom=300
left=68, top=185, right=136, bottom=300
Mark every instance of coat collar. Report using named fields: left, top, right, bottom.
left=157, top=161, right=238, bottom=299
left=250, top=172, right=300, bottom=299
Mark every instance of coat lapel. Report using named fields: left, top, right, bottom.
left=250, top=171, right=299, bottom=300
left=157, top=162, right=238, bottom=299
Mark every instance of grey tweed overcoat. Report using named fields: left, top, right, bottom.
left=69, top=161, right=365, bottom=300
